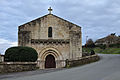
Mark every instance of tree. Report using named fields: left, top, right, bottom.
left=85, top=39, right=95, bottom=48
left=4, top=46, right=38, bottom=62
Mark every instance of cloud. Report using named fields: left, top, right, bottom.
left=0, top=38, right=17, bottom=54
left=0, top=0, right=120, bottom=50
left=10, top=42, right=18, bottom=47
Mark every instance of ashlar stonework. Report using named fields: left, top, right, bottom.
left=18, top=10, right=82, bottom=69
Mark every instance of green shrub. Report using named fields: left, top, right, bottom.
left=90, top=50, right=95, bottom=55
left=109, top=43, right=120, bottom=48
left=96, top=44, right=106, bottom=49
left=94, top=47, right=103, bottom=53
left=4, top=46, right=38, bottom=62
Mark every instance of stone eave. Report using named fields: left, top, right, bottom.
left=51, top=14, right=81, bottom=28
left=19, top=14, right=81, bottom=29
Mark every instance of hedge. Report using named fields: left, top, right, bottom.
left=4, top=46, right=38, bottom=62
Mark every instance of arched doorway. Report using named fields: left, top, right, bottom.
left=45, top=54, right=56, bottom=68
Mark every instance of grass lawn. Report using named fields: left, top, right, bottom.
left=83, top=47, right=120, bottom=54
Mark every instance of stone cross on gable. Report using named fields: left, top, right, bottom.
left=48, top=7, right=53, bottom=14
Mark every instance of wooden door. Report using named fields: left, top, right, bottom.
left=45, top=54, right=56, bottom=68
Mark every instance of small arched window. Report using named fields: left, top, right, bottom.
left=48, top=27, right=52, bottom=37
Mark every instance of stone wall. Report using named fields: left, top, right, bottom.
left=65, top=55, right=100, bottom=67
left=0, top=55, right=4, bottom=62
left=0, top=62, right=37, bottom=73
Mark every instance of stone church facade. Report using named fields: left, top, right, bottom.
left=18, top=8, right=82, bottom=69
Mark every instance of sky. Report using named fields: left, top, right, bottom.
left=0, top=0, right=120, bottom=54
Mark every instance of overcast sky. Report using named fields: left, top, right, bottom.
left=0, top=0, right=120, bottom=54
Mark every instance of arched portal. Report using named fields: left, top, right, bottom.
left=38, top=47, right=64, bottom=69
left=45, top=54, right=56, bottom=68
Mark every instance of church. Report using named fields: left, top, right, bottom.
left=18, top=7, right=82, bottom=69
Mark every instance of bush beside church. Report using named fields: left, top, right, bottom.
left=4, top=46, right=38, bottom=62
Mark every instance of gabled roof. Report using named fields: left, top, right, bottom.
left=19, top=14, right=81, bottom=28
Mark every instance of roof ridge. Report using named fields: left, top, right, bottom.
left=19, top=14, right=81, bottom=28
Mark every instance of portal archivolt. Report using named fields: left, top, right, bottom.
left=39, top=47, right=64, bottom=68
